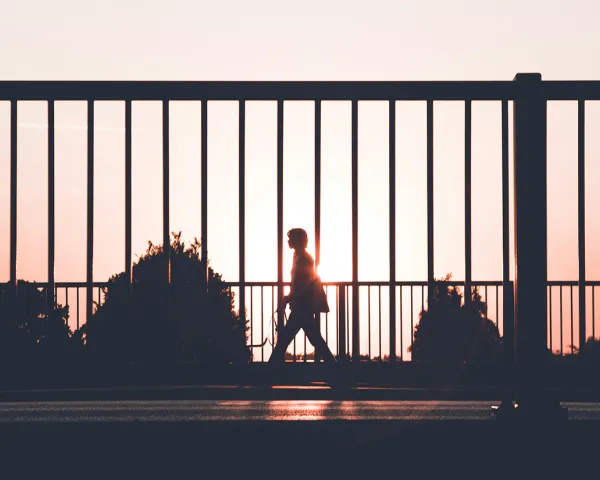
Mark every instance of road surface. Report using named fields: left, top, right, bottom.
left=1, top=399, right=600, bottom=422
left=1, top=399, right=597, bottom=476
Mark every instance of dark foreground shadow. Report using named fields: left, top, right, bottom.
left=0, top=418, right=596, bottom=476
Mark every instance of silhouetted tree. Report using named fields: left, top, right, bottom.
left=409, top=275, right=502, bottom=364
left=575, top=337, right=600, bottom=362
left=0, top=281, right=74, bottom=362
left=81, top=233, right=250, bottom=365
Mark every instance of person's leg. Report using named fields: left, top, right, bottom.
left=302, top=313, right=336, bottom=363
left=268, top=312, right=302, bottom=363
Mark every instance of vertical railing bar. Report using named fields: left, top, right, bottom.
left=315, top=99, right=322, bottom=270
left=427, top=100, right=435, bottom=307
left=549, top=286, right=553, bottom=353
left=277, top=100, right=284, bottom=333
left=304, top=322, right=307, bottom=363
left=65, top=287, right=69, bottom=331
left=239, top=100, right=246, bottom=342
left=271, top=286, right=275, bottom=356
left=347, top=285, right=350, bottom=356
left=464, top=100, right=472, bottom=304
left=578, top=99, right=586, bottom=350
left=314, top=99, right=322, bottom=364
left=336, top=285, right=339, bottom=357
left=325, top=285, right=329, bottom=345
left=378, top=285, right=382, bottom=362
left=125, top=101, right=132, bottom=288
left=76, top=286, right=80, bottom=330
left=162, top=100, right=171, bottom=337
left=9, top=100, right=17, bottom=290
left=250, top=285, right=253, bottom=362
left=399, top=286, right=403, bottom=361
left=484, top=285, right=488, bottom=307
left=495, top=285, right=499, bottom=327
left=201, top=101, right=208, bottom=292
left=389, top=99, right=397, bottom=362
left=593, top=286, right=596, bottom=340
left=500, top=99, right=514, bottom=380
left=368, top=286, right=371, bottom=360
left=560, top=286, right=564, bottom=355
left=351, top=99, right=359, bottom=361
left=293, top=330, right=296, bottom=363
left=47, top=100, right=55, bottom=307
left=86, top=100, right=94, bottom=327
left=410, top=285, right=414, bottom=349
left=570, top=285, right=574, bottom=353
left=162, top=100, right=170, bottom=284
left=261, top=286, right=264, bottom=362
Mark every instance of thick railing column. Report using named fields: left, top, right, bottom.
left=501, top=100, right=514, bottom=388
left=511, top=73, right=564, bottom=417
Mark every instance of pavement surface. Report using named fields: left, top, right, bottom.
left=1, top=398, right=598, bottom=476
left=0, top=399, right=599, bottom=422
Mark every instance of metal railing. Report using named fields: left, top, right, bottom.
left=3, top=75, right=600, bottom=377
left=4, top=279, right=600, bottom=362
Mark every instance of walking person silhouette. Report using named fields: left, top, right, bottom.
left=269, top=228, right=336, bottom=363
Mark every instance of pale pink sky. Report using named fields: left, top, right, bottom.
left=1, top=0, right=600, bottom=356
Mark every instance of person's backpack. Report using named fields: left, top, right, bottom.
left=311, top=276, right=330, bottom=313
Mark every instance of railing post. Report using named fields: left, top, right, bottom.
left=503, top=282, right=514, bottom=385
left=509, top=73, right=565, bottom=418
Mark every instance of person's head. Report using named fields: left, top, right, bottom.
left=287, top=228, right=308, bottom=251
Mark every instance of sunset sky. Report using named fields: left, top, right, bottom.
left=1, top=0, right=600, bottom=357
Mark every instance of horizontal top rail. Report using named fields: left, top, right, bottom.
left=1, top=80, right=600, bottom=102
left=0, top=81, right=515, bottom=101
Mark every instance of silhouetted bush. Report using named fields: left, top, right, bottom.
left=409, top=275, right=502, bottom=365
left=575, top=337, right=600, bottom=362
left=0, top=280, right=76, bottom=362
left=81, top=233, right=250, bottom=365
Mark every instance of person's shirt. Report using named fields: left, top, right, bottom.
left=290, top=249, right=316, bottom=306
